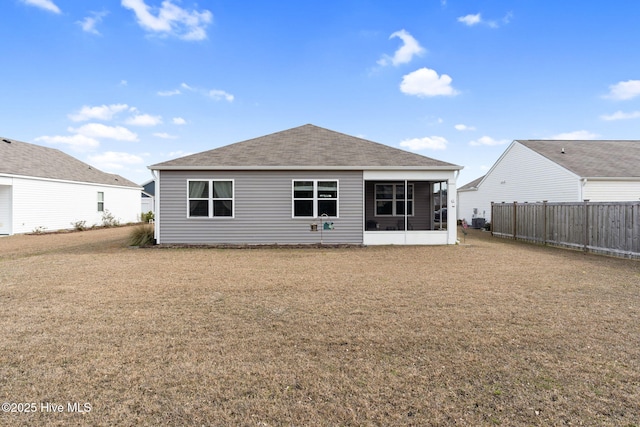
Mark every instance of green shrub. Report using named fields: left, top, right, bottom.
left=101, top=210, right=120, bottom=227
left=71, top=220, right=87, bottom=231
left=128, top=224, right=155, bottom=247
left=141, top=211, right=154, bottom=223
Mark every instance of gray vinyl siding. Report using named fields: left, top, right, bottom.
left=158, top=170, right=363, bottom=244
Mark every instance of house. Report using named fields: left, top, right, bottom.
left=458, top=140, right=640, bottom=223
left=149, top=124, right=463, bottom=245
left=0, top=137, right=141, bottom=235
left=141, top=178, right=155, bottom=214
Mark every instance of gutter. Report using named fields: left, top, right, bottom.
left=148, top=165, right=464, bottom=172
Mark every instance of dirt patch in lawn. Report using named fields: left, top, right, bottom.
left=0, top=228, right=638, bottom=426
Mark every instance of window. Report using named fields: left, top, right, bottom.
left=188, top=180, right=234, bottom=218
left=375, top=183, right=413, bottom=216
left=97, top=192, right=104, bottom=212
left=293, top=180, right=338, bottom=217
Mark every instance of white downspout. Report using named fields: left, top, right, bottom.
left=151, top=169, right=159, bottom=244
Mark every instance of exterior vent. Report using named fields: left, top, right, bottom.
left=2, top=139, right=11, bottom=144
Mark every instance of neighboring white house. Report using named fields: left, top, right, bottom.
left=458, top=139, right=640, bottom=223
left=141, top=178, right=155, bottom=214
left=0, top=137, right=142, bottom=235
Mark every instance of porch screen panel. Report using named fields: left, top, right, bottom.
left=376, top=184, right=393, bottom=215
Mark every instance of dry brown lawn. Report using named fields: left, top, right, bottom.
left=0, top=226, right=638, bottom=426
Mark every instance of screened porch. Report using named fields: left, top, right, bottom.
left=364, top=180, right=448, bottom=232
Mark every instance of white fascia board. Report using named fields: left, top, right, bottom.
left=363, top=169, right=459, bottom=181
left=582, top=176, right=640, bottom=181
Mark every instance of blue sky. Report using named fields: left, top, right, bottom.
left=3, top=0, right=640, bottom=186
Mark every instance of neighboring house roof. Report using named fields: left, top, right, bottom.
left=517, top=140, right=640, bottom=178
left=458, top=175, right=484, bottom=191
left=141, top=179, right=155, bottom=196
left=150, top=124, right=462, bottom=170
left=0, top=137, right=140, bottom=188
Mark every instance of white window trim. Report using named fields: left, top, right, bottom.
left=291, top=179, right=339, bottom=218
left=97, top=191, right=104, bottom=212
left=374, top=183, right=414, bottom=217
left=187, top=179, right=235, bottom=219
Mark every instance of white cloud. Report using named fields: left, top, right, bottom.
left=549, top=130, right=599, bottom=140
left=400, top=67, right=458, bottom=97
left=78, top=11, right=109, bottom=35
left=600, top=110, right=640, bottom=121
left=160, top=83, right=233, bottom=101
left=455, top=124, right=476, bottom=131
left=125, top=114, right=163, bottom=126
left=458, top=13, right=481, bottom=26
left=153, top=132, right=178, bottom=139
left=68, top=104, right=131, bottom=122
left=469, top=136, right=509, bottom=146
left=121, top=0, right=213, bottom=41
left=399, top=136, right=448, bottom=151
left=166, top=150, right=193, bottom=158
left=604, top=80, right=640, bottom=100
left=502, top=11, right=514, bottom=25
left=158, top=89, right=181, bottom=96
left=458, top=12, right=511, bottom=28
left=377, top=29, right=425, bottom=67
left=69, top=123, right=139, bottom=141
left=21, top=0, right=60, bottom=14
left=34, top=134, right=100, bottom=151
left=172, top=117, right=187, bottom=125
left=209, top=89, right=234, bottom=102
left=88, top=151, right=145, bottom=170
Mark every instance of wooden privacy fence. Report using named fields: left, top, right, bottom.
left=491, top=201, right=640, bottom=259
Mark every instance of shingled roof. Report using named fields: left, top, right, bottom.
left=150, top=124, right=462, bottom=170
left=0, top=137, right=140, bottom=188
left=458, top=175, right=484, bottom=191
left=518, top=140, right=640, bottom=178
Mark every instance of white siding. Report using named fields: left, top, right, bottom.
left=583, top=181, right=640, bottom=201
left=0, top=185, right=11, bottom=234
left=141, top=196, right=154, bottom=214
left=458, top=142, right=581, bottom=222
left=10, top=176, right=140, bottom=234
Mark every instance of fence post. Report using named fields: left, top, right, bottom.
left=583, top=200, right=589, bottom=253
left=543, top=200, right=548, bottom=245
left=491, top=202, right=494, bottom=236
left=513, top=201, right=517, bottom=240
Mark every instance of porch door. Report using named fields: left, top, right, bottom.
left=0, top=186, right=12, bottom=234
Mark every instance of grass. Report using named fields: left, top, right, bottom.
left=0, top=227, right=638, bottom=426
left=127, top=223, right=155, bottom=247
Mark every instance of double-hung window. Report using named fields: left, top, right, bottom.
left=375, top=183, right=413, bottom=216
left=97, top=192, right=104, bottom=212
left=188, top=180, right=234, bottom=218
left=292, top=180, right=338, bottom=217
